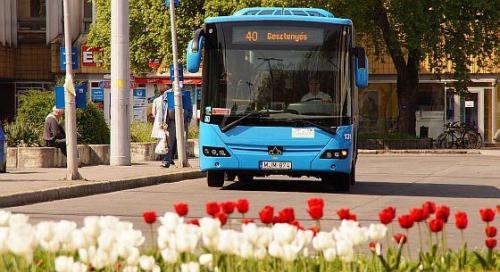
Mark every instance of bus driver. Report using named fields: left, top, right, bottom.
left=301, top=78, right=332, bottom=102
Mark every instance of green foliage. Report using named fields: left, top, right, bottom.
left=130, top=121, right=155, bottom=142
left=76, top=103, right=110, bottom=144
left=3, top=122, right=42, bottom=147
left=187, top=124, right=199, bottom=139
left=88, top=0, right=205, bottom=75
left=15, top=90, right=55, bottom=131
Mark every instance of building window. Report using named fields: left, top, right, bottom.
left=417, top=84, right=444, bottom=111
left=83, top=0, right=93, bottom=33
left=18, top=0, right=46, bottom=43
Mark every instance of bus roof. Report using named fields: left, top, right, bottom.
left=204, top=7, right=352, bottom=25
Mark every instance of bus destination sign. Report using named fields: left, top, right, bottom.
left=232, top=26, right=324, bottom=46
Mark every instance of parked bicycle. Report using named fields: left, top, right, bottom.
left=436, top=121, right=483, bottom=149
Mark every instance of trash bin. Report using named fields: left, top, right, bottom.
left=0, top=122, right=7, bottom=173
left=420, top=126, right=429, bottom=139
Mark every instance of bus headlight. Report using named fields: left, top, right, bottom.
left=203, top=146, right=231, bottom=157
left=321, top=149, right=348, bottom=159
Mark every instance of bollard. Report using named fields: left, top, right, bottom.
left=0, top=123, right=6, bottom=173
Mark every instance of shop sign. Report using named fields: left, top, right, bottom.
left=82, top=45, right=103, bottom=66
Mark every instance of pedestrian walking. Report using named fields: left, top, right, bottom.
left=161, top=89, right=192, bottom=168
left=43, top=107, right=66, bottom=156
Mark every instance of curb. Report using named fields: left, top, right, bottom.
left=0, top=170, right=205, bottom=208
left=359, top=149, right=481, bottom=155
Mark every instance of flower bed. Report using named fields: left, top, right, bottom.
left=0, top=200, right=497, bottom=271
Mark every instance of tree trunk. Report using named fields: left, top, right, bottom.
left=396, top=69, right=419, bottom=135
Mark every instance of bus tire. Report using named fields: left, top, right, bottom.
left=350, top=165, right=356, bottom=185
left=225, top=173, right=236, bottom=182
left=207, top=171, right=224, bottom=187
left=238, top=175, right=253, bottom=183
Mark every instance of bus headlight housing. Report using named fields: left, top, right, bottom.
left=203, top=146, right=230, bottom=157
left=321, top=149, right=348, bottom=159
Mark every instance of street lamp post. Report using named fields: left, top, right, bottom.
left=110, top=0, right=131, bottom=166
left=62, top=0, right=81, bottom=180
left=168, top=0, right=187, bottom=167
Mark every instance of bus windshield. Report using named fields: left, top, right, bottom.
left=203, top=21, right=352, bottom=127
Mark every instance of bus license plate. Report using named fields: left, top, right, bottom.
left=260, top=161, right=292, bottom=170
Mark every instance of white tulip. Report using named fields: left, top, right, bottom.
left=97, top=230, right=115, bottom=252
left=160, top=212, right=182, bottom=232
left=161, top=248, right=179, bottom=263
left=55, top=256, right=74, bottom=272
left=281, top=244, right=299, bottom=262
left=254, top=246, right=267, bottom=260
left=217, top=230, right=239, bottom=255
left=92, top=248, right=110, bottom=270
left=54, top=220, right=77, bottom=245
left=180, top=262, right=200, bottom=272
left=70, top=229, right=88, bottom=250
left=152, top=265, right=161, bottom=272
left=82, top=216, right=100, bottom=239
left=239, top=241, right=254, bottom=259
left=199, top=217, right=221, bottom=238
left=198, top=253, right=213, bottom=267
left=312, top=232, right=335, bottom=251
left=0, top=227, right=8, bottom=253
left=126, top=247, right=140, bottom=266
left=323, top=248, right=337, bottom=261
left=35, top=221, right=55, bottom=243
left=0, top=211, right=11, bottom=226
left=255, top=227, right=273, bottom=247
left=9, top=214, right=29, bottom=227
left=336, top=240, right=354, bottom=262
left=139, top=255, right=155, bottom=271
left=122, top=266, right=139, bottom=272
left=7, top=224, right=35, bottom=262
left=71, top=262, right=88, bottom=272
left=273, top=224, right=297, bottom=245
left=368, top=224, right=387, bottom=241
left=242, top=223, right=258, bottom=244
left=268, top=241, right=283, bottom=258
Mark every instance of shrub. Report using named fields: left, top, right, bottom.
left=131, top=121, right=155, bottom=142
left=3, top=122, right=42, bottom=147
left=76, top=103, right=110, bottom=144
left=15, top=90, right=55, bottom=130
left=187, top=124, right=199, bottom=139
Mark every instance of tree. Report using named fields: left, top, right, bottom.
left=88, top=0, right=205, bottom=75
left=205, top=0, right=499, bottom=135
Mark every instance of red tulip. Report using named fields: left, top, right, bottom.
left=454, top=211, right=468, bottom=230
left=236, top=199, right=249, bottom=214
left=422, top=201, right=436, bottom=217
left=348, top=213, right=358, bottom=221
left=143, top=211, right=157, bottom=224
left=206, top=202, right=220, bottom=217
left=337, top=208, right=351, bottom=220
left=307, top=204, right=323, bottom=220
left=215, top=212, right=227, bottom=226
left=173, top=202, right=189, bottom=217
left=307, top=198, right=325, bottom=209
left=485, top=226, right=497, bottom=238
left=279, top=207, right=296, bottom=224
left=259, top=205, right=274, bottom=224
left=485, top=238, right=497, bottom=249
left=393, top=233, right=407, bottom=245
left=221, top=201, right=236, bottom=214
left=410, top=208, right=425, bottom=223
left=186, top=219, right=199, bottom=226
left=479, top=208, right=495, bottom=223
left=428, top=218, right=444, bottom=232
left=272, top=216, right=281, bottom=224
left=435, top=205, right=450, bottom=223
left=379, top=207, right=396, bottom=225
left=241, top=218, right=254, bottom=224
left=398, top=214, right=414, bottom=229
left=290, top=220, right=303, bottom=230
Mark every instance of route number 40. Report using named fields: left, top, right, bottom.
left=246, top=31, right=258, bottom=42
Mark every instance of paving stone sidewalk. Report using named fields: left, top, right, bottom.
left=0, top=159, right=201, bottom=207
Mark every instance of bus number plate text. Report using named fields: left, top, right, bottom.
left=260, top=161, right=292, bottom=170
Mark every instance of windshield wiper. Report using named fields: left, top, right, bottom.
left=220, top=111, right=282, bottom=133
left=290, top=119, right=337, bottom=136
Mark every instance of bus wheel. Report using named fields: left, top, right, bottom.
left=238, top=175, right=253, bottom=182
left=207, top=171, right=224, bottom=187
left=322, top=174, right=350, bottom=192
left=350, top=165, right=356, bottom=185
left=225, top=173, right=236, bottom=182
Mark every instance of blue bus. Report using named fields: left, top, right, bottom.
left=186, top=7, right=368, bottom=191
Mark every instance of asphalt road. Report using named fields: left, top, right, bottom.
left=7, top=154, right=500, bottom=250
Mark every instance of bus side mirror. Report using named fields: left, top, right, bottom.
left=354, top=47, right=368, bottom=89
left=186, top=28, right=204, bottom=73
